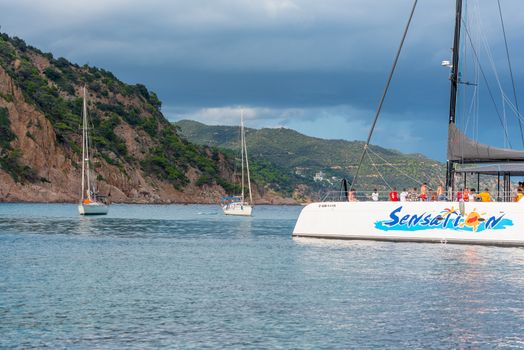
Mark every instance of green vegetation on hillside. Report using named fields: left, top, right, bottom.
left=0, top=33, right=237, bottom=192
left=0, top=107, right=37, bottom=182
left=176, top=119, right=446, bottom=195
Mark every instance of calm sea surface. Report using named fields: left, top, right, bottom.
left=1, top=203, right=524, bottom=349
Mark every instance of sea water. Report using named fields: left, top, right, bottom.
left=1, top=203, right=524, bottom=349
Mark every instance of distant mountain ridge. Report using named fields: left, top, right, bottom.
left=175, top=119, right=445, bottom=196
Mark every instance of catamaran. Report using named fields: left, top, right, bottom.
left=293, top=0, right=524, bottom=246
left=78, top=87, right=109, bottom=215
left=221, top=110, right=254, bottom=216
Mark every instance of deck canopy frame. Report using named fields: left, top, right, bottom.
left=455, top=162, right=524, bottom=201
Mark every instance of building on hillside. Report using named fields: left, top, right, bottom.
left=313, top=171, right=325, bottom=182
left=294, top=167, right=308, bottom=176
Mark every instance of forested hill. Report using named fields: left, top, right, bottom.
left=175, top=119, right=445, bottom=195
left=0, top=33, right=252, bottom=203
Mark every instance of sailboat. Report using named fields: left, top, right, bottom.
left=221, top=110, right=254, bottom=216
left=78, top=87, right=109, bottom=215
left=293, top=0, right=524, bottom=246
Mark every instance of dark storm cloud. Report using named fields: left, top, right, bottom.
left=1, top=0, right=524, bottom=159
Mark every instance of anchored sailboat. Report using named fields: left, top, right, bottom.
left=293, top=0, right=524, bottom=246
left=221, top=110, right=254, bottom=216
left=78, top=87, right=109, bottom=215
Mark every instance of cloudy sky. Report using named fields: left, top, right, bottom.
left=1, top=0, right=524, bottom=160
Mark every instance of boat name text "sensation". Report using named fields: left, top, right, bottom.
left=383, top=206, right=505, bottom=229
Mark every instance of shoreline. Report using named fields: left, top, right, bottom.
left=0, top=200, right=305, bottom=206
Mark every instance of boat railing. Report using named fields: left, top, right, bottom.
left=321, top=190, right=522, bottom=203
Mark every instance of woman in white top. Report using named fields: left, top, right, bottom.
left=400, top=189, right=408, bottom=202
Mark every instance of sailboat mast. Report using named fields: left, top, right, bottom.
left=83, top=86, right=91, bottom=199
left=240, top=110, right=245, bottom=203
left=445, top=0, right=463, bottom=193
left=81, top=87, right=86, bottom=202
left=243, top=120, right=253, bottom=205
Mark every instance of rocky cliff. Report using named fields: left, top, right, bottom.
left=0, top=33, right=276, bottom=204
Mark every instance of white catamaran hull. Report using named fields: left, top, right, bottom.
left=223, top=203, right=253, bottom=216
left=78, top=203, right=109, bottom=215
left=293, top=201, right=524, bottom=246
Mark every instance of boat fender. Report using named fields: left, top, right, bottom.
left=459, top=199, right=465, bottom=216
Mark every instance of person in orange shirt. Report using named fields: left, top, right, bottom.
left=463, top=188, right=470, bottom=201
left=478, top=188, right=491, bottom=202
left=515, top=188, right=523, bottom=202
left=83, top=190, right=93, bottom=205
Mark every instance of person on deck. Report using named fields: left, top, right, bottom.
left=437, top=185, right=446, bottom=201
left=371, top=189, right=379, bottom=201
left=478, top=188, right=491, bottom=202
left=420, top=183, right=428, bottom=201
left=400, top=188, right=408, bottom=202
left=515, top=188, right=524, bottom=202
left=456, top=188, right=463, bottom=201
left=469, top=188, right=477, bottom=202
left=463, top=188, right=470, bottom=202
left=408, top=187, right=418, bottom=202
left=83, top=190, right=92, bottom=205
left=389, top=187, right=399, bottom=202
left=348, top=189, right=358, bottom=202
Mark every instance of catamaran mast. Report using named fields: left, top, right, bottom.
left=445, top=0, right=463, bottom=194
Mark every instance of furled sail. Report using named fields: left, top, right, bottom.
left=447, top=123, right=524, bottom=162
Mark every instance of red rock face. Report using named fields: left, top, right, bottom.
left=0, top=49, right=294, bottom=204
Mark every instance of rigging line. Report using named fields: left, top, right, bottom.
left=366, top=152, right=392, bottom=191
left=485, top=81, right=524, bottom=126
left=462, top=19, right=512, bottom=149
left=460, top=0, right=470, bottom=141
left=501, top=94, right=524, bottom=125
left=477, top=13, right=510, bottom=147
left=463, top=79, right=479, bottom=136
left=349, top=0, right=418, bottom=191
left=464, top=3, right=481, bottom=141
left=367, top=147, right=424, bottom=186
left=497, top=0, right=524, bottom=147
left=473, top=68, right=478, bottom=139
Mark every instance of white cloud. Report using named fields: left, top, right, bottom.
left=164, top=105, right=305, bottom=126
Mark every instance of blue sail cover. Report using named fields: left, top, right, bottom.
left=220, top=196, right=241, bottom=202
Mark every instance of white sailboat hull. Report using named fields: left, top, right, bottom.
left=293, top=201, right=524, bottom=246
left=78, top=203, right=109, bottom=215
left=222, top=203, right=253, bottom=216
